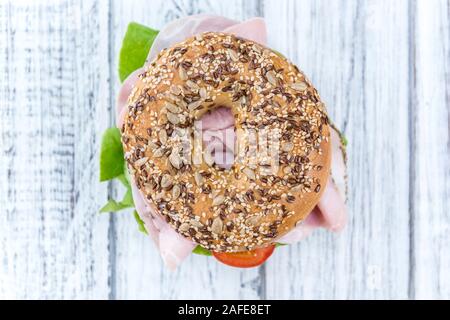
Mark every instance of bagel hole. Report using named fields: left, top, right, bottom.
left=199, top=106, right=236, bottom=170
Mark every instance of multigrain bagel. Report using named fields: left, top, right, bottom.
left=121, top=32, right=331, bottom=252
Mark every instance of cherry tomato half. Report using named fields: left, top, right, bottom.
left=212, top=245, right=275, bottom=268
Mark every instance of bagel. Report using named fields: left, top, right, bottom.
left=121, top=32, right=331, bottom=252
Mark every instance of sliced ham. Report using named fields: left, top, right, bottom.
left=147, top=15, right=267, bottom=64
left=117, top=14, right=348, bottom=268
left=317, top=177, right=347, bottom=232
left=196, top=106, right=235, bottom=131
left=197, top=107, right=235, bottom=169
left=223, top=17, right=267, bottom=45
left=148, top=15, right=238, bottom=62
left=130, top=179, right=196, bottom=270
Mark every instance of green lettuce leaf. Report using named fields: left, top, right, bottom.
left=99, top=199, right=132, bottom=213
left=117, top=173, right=130, bottom=188
left=119, top=22, right=159, bottom=82
left=100, top=187, right=134, bottom=213
left=121, top=188, right=134, bottom=206
left=192, top=245, right=212, bottom=256
left=133, top=210, right=148, bottom=235
left=99, top=127, right=124, bottom=182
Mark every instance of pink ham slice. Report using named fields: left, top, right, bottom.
left=130, top=183, right=196, bottom=270
left=148, top=15, right=237, bottom=62
left=147, top=15, right=266, bottom=63
left=117, top=14, right=347, bottom=268
left=197, top=107, right=236, bottom=169
left=223, top=18, right=267, bottom=45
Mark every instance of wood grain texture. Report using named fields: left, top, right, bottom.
left=0, top=0, right=111, bottom=299
left=412, top=0, right=450, bottom=299
left=0, top=0, right=449, bottom=300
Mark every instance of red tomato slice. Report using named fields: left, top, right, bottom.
left=212, top=245, right=275, bottom=268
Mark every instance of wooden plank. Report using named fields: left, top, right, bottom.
left=412, top=0, right=450, bottom=299
left=263, top=0, right=411, bottom=299
left=109, top=0, right=265, bottom=299
left=0, top=0, right=111, bottom=299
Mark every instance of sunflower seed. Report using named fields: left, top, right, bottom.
left=212, top=195, right=225, bottom=206
left=134, top=157, right=148, bottom=167
left=186, top=80, right=199, bottom=91
left=175, top=127, right=186, bottom=137
left=188, top=100, right=202, bottom=111
left=240, top=95, right=247, bottom=106
left=199, top=87, right=207, bottom=100
left=252, top=44, right=262, bottom=54
left=153, top=148, right=165, bottom=158
left=159, top=129, right=168, bottom=144
left=178, top=114, right=186, bottom=124
left=179, top=223, right=190, bottom=232
left=170, top=85, right=182, bottom=96
left=228, top=49, right=239, bottom=61
left=172, top=184, right=181, bottom=199
left=169, top=151, right=182, bottom=169
left=190, top=219, right=202, bottom=228
left=290, top=82, right=308, bottom=91
left=165, top=93, right=180, bottom=103
left=195, top=34, right=203, bottom=42
left=194, top=172, right=204, bottom=186
left=243, top=167, right=256, bottom=180
left=178, top=99, right=187, bottom=109
left=167, top=112, right=180, bottom=125
left=165, top=102, right=180, bottom=114
left=161, top=174, right=173, bottom=189
left=211, top=217, right=223, bottom=235
left=266, top=70, right=278, bottom=86
left=148, top=141, right=159, bottom=150
left=179, top=67, right=188, bottom=80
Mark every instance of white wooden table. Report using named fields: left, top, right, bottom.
left=0, top=0, right=448, bottom=300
